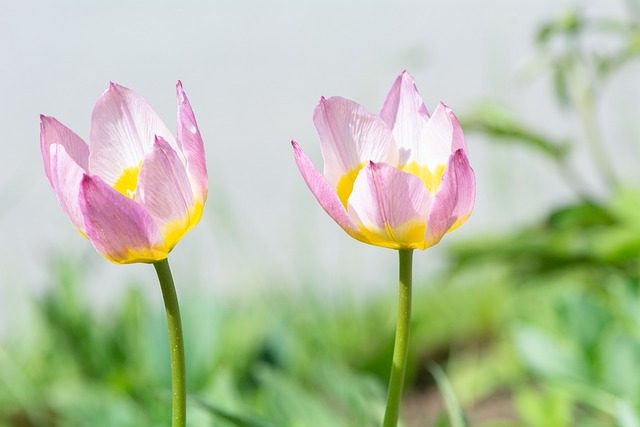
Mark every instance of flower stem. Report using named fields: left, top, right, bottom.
left=383, top=249, right=414, bottom=427
left=154, top=258, right=187, bottom=427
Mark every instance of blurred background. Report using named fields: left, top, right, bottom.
left=3, top=0, right=640, bottom=426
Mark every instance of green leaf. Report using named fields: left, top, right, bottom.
left=429, top=364, right=468, bottom=427
left=194, top=396, right=277, bottom=427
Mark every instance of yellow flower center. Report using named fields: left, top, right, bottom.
left=335, top=161, right=447, bottom=208
left=335, top=162, right=365, bottom=208
left=399, top=161, right=446, bottom=195
left=113, top=163, right=142, bottom=199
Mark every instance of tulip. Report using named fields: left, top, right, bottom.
left=292, top=71, right=475, bottom=427
left=292, top=70, right=475, bottom=250
left=40, top=81, right=207, bottom=264
left=41, top=82, right=207, bottom=427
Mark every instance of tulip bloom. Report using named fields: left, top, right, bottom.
left=41, top=82, right=207, bottom=264
left=292, top=71, right=475, bottom=250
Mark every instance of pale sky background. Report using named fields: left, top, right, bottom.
left=2, top=0, right=639, bottom=332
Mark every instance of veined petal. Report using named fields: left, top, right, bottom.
left=425, top=149, right=475, bottom=247
left=89, top=82, right=178, bottom=186
left=448, top=106, right=467, bottom=152
left=79, top=175, right=166, bottom=264
left=40, top=115, right=89, bottom=184
left=137, top=136, right=196, bottom=251
left=379, top=71, right=431, bottom=165
left=292, top=141, right=364, bottom=241
left=176, top=81, right=208, bottom=204
left=347, top=162, right=431, bottom=250
left=313, top=96, right=398, bottom=188
left=49, top=144, right=87, bottom=235
left=421, top=102, right=462, bottom=170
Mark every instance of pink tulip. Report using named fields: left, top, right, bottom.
left=41, top=82, right=207, bottom=264
left=292, top=71, right=475, bottom=250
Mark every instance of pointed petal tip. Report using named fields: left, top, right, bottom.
left=104, top=81, right=124, bottom=96
left=396, top=70, right=417, bottom=88
left=176, top=81, right=189, bottom=105
left=453, top=147, right=473, bottom=168
left=291, top=141, right=306, bottom=159
left=153, top=134, right=173, bottom=150
left=40, top=114, right=60, bottom=126
left=80, top=172, right=92, bottom=186
left=79, top=174, right=94, bottom=198
left=40, top=114, right=53, bottom=129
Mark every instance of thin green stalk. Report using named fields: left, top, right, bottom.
left=154, top=258, right=187, bottom=427
left=383, top=249, right=414, bottom=427
left=576, top=93, right=618, bottom=190
left=565, top=62, right=618, bottom=190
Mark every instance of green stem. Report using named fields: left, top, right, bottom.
left=154, top=258, right=187, bottom=427
left=383, top=249, right=414, bottom=427
left=566, top=63, right=618, bottom=190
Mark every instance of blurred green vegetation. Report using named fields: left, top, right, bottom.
left=4, top=3, right=640, bottom=427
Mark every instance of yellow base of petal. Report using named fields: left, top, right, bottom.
left=357, top=219, right=427, bottom=250
left=162, top=201, right=205, bottom=252
left=105, top=245, right=169, bottom=265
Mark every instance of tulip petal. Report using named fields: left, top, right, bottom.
left=40, top=115, right=89, bottom=183
left=48, top=144, right=87, bottom=235
left=89, top=83, right=178, bottom=186
left=379, top=71, right=431, bottom=165
left=313, top=96, right=398, bottom=188
left=422, top=103, right=466, bottom=170
left=176, top=81, right=208, bottom=204
left=292, top=141, right=364, bottom=241
left=447, top=106, right=467, bottom=152
left=348, top=162, right=431, bottom=250
left=137, top=136, right=195, bottom=251
left=79, top=175, right=166, bottom=264
left=425, top=149, right=475, bottom=247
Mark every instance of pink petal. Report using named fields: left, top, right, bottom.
left=292, top=141, right=364, bottom=241
left=176, top=81, right=208, bottom=204
left=313, top=96, right=398, bottom=188
left=48, top=144, right=88, bottom=235
left=447, top=106, right=467, bottom=152
left=422, top=103, right=465, bottom=170
left=425, top=149, right=475, bottom=247
left=347, top=162, right=431, bottom=249
left=89, top=82, right=177, bottom=186
left=40, top=115, right=89, bottom=184
left=79, top=175, right=166, bottom=264
left=137, top=136, right=195, bottom=248
left=379, top=71, right=431, bottom=165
